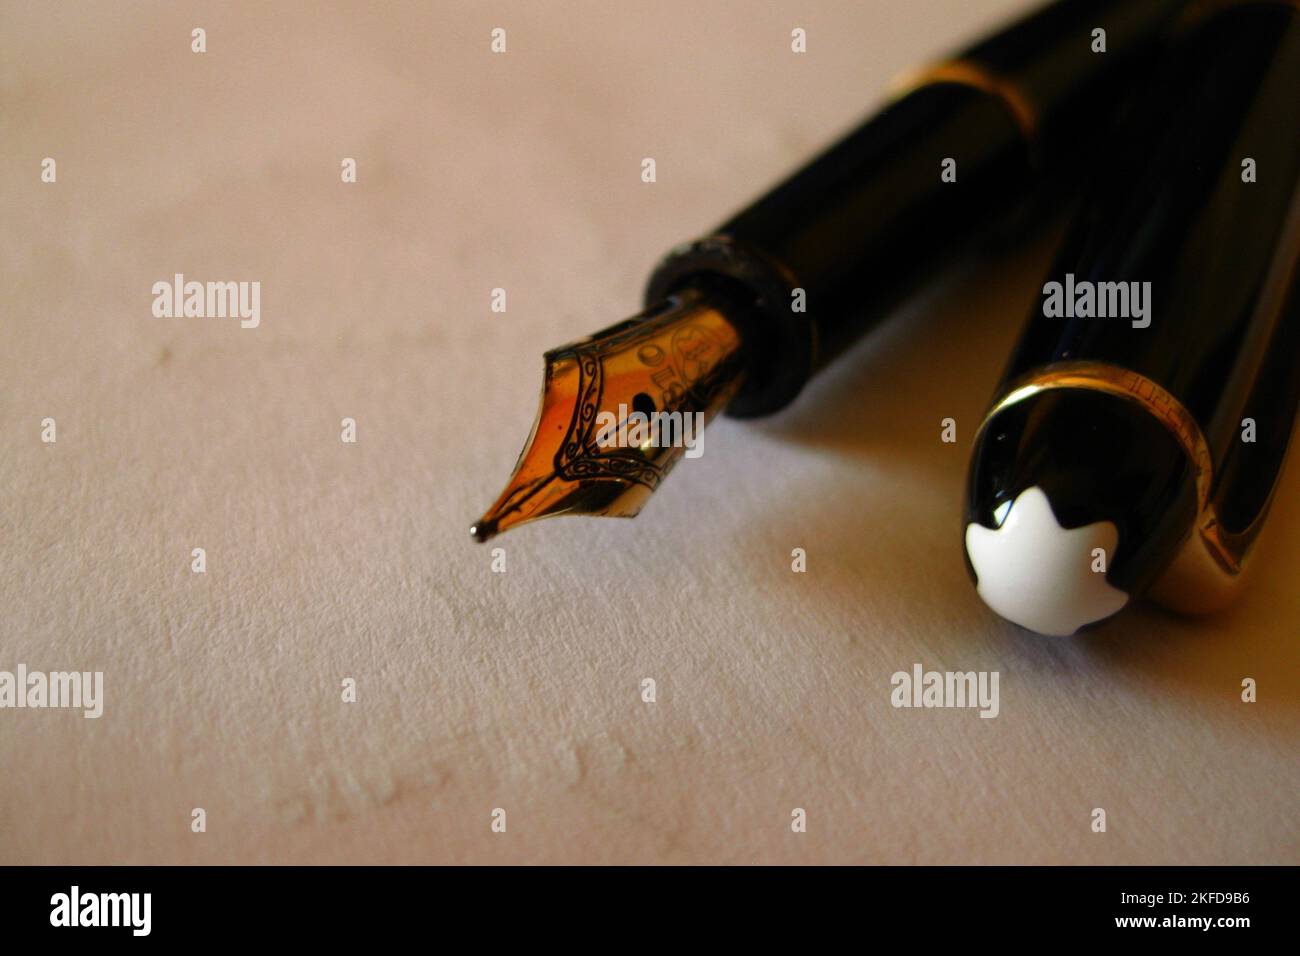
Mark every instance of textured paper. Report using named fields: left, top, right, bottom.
left=2, top=0, right=1297, bottom=864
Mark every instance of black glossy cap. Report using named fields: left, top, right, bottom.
left=965, top=389, right=1198, bottom=599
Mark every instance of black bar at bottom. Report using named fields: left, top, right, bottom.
left=0, top=865, right=1289, bottom=942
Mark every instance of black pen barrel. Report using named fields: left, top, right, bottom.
left=646, top=0, right=1188, bottom=417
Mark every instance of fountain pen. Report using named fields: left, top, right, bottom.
left=471, top=0, right=1188, bottom=542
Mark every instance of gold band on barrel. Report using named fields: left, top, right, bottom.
left=889, top=59, right=1038, bottom=148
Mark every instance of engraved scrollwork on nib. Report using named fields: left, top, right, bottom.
left=470, top=292, right=745, bottom=541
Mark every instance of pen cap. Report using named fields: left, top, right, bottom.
left=966, top=388, right=1199, bottom=601
left=968, top=0, right=1300, bottom=618
left=646, top=0, right=1189, bottom=417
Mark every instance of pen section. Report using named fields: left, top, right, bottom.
left=648, top=82, right=1031, bottom=417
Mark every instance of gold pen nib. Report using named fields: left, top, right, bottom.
left=471, top=290, right=745, bottom=542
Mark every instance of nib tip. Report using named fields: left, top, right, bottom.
left=469, top=518, right=498, bottom=543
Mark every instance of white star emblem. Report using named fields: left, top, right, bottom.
left=965, top=486, right=1129, bottom=636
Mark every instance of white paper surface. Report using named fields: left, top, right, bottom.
left=2, top=0, right=1296, bottom=864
